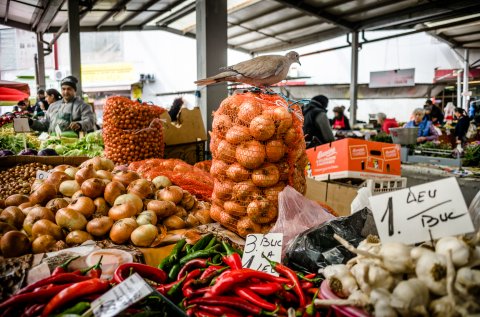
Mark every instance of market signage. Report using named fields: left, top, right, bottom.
left=369, top=68, right=415, bottom=88
left=242, top=233, right=283, bottom=276
left=369, top=177, right=474, bottom=245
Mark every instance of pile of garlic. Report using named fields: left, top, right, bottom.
left=315, top=233, right=480, bottom=317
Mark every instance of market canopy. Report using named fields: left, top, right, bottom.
left=0, top=80, right=31, bottom=96
left=1, top=0, right=479, bottom=54
left=0, top=87, right=30, bottom=102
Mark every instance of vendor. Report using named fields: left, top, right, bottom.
left=376, top=112, right=398, bottom=134
left=30, top=76, right=96, bottom=134
left=302, top=95, right=335, bottom=148
left=332, top=106, right=351, bottom=130
left=454, top=107, right=471, bottom=145
left=404, top=108, right=439, bottom=143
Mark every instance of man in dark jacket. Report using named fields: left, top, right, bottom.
left=302, top=95, right=335, bottom=148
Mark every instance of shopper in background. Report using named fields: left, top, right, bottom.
left=45, top=88, right=62, bottom=105
left=33, top=89, right=47, bottom=113
left=404, top=108, right=439, bottom=143
left=376, top=112, right=398, bottom=134
left=168, top=97, right=184, bottom=122
left=332, top=106, right=351, bottom=130
left=454, top=107, right=471, bottom=146
left=302, top=94, right=335, bottom=148
left=29, top=76, right=96, bottom=134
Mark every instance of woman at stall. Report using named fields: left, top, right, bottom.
left=404, top=108, right=439, bottom=143
left=332, top=106, right=351, bottom=130
left=454, top=107, right=471, bottom=146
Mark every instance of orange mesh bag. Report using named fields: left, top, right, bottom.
left=128, top=158, right=214, bottom=201
left=103, top=96, right=166, bottom=165
left=210, top=91, right=307, bottom=237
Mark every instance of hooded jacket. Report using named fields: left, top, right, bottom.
left=302, top=100, right=335, bottom=148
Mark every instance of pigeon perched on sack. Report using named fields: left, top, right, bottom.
left=194, top=51, right=301, bottom=88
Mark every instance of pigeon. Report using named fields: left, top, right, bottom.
left=194, top=51, right=301, bottom=87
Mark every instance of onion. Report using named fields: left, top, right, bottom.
left=96, top=170, right=113, bottom=181
left=225, top=126, right=251, bottom=145
left=59, top=180, right=81, bottom=197
left=214, top=180, right=234, bottom=200
left=18, top=202, right=34, bottom=211
left=249, top=115, right=275, bottom=141
left=266, top=140, right=286, bottom=162
left=185, top=213, right=200, bottom=227
left=66, top=230, right=93, bottom=246
left=108, top=202, right=138, bottom=221
left=110, top=218, right=138, bottom=244
left=1, top=231, right=30, bottom=258
left=32, top=235, right=57, bottom=254
left=81, top=178, right=106, bottom=199
left=0, top=222, right=16, bottom=235
left=114, top=193, right=143, bottom=214
left=238, top=99, right=262, bottom=124
left=112, top=170, right=140, bottom=187
left=236, top=140, right=265, bottom=169
left=210, top=204, right=223, bottom=222
left=152, top=176, right=172, bottom=189
left=75, top=164, right=97, bottom=185
left=264, top=182, right=286, bottom=206
left=0, top=206, right=25, bottom=229
left=29, top=183, right=57, bottom=205
left=224, top=201, right=247, bottom=217
left=80, top=157, right=114, bottom=171
left=23, top=207, right=55, bottom=235
left=87, top=217, right=113, bottom=237
left=5, top=194, right=30, bottom=207
left=104, top=181, right=126, bottom=206
left=130, top=224, right=158, bottom=247
left=273, top=106, right=293, bottom=133
left=175, top=206, right=188, bottom=219
left=233, top=180, right=261, bottom=201
left=156, top=186, right=183, bottom=204
left=69, top=197, right=95, bottom=218
left=237, top=217, right=262, bottom=237
left=64, top=167, right=79, bottom=179
left=252, top=163, right=280, bottom=187
left=55, top=207, right=88, bottom=231
left=32, top=219, right=64, bottom=240
left=147, top=200, right=177, bottom=218
left=284, top=127, right=299, bottom=146
left=210, top=160, right=229, bottom=178
left=71, top=190, right=85, bottom=200
left=181, top=192, right=196, bottom=211
left=193, top=208, right=212, bottom=225
left=46, top=198, right=69, bottom=213
left=53, top=165, right=71, bottom=172
left=163, top=215, right=186, bottom=230
left=31, top=179, right=44, bottom=193
left=212, top=114, right=233, bottom=137
left=45, top=171, right=71, bottom=191
left=226, top=163, right=250, bottom=182
left=93, top=197, right=109, bottom=217
left=216, top=140, right=236, bottom=164
left=137, top=210, right=157, bottom=226
left=128, top=179, right=154, bottom=200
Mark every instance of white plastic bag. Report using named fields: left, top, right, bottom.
left=351, top=187, right=372, bottom=214
left=468, top=190, right=480, bottom=232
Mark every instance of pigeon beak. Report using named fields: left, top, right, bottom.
left=297, top=59, right=301, bottom=66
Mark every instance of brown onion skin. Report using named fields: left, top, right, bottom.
left=32, top=219, right=64, bottom=240
left=81, top=178, right=106, bottom=199
left=5, top=194, right=30, bottom=207
left=112, top=171, right=140, bottom=187
left=0, top=206, right=25, bottom=229
left=29, top=183, right=57, bottom=205
left=104, top=181, right=126, bottom=206
left=75, top=164, right=97, bottom=185
left=109, top=218, right=137, bottom=244
left=45, top=198, right=69, bottom=213
left=146, top=200, right=177, bottom=218
left=127, top=179, right=155, bottom=200
left=68, top=197, right=95, bottom=218
left=1, top=231, right=30, bottom=258
left=87, top=216, right=113, bottom=237
left=45, top=171, right=71, bottom=191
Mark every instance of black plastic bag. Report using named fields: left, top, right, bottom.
left=285, top=208, right=377, bottom=273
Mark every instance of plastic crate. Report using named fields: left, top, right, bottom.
left=361, top=177, right=407, bottom=195
left=390, top=127, right=418, bottom=145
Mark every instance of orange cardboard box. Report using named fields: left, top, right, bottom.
left=306, top=138, right=401, bottom=181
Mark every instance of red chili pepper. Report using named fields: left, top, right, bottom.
left=222, top=241, right=242, bottom=270
left=262, top=254, right=306, bottom=307
left=22, top=304, right=45, bottom=317
left=113, top=263, right=167, bottom=285
left=304, top=273, right=316, bottom=279
left=199, top=265, right=224, bottom=280
left=307, top=288, right=319, bottom=296
left=156, top=280, right=179, bottom=295
left=188, top=296, right=264, bottom=315
left=0, top=284, right=74, bottom=311
left=301, top=281, right=314, bottom=289
left=194, top=310, right=217, bottom=317
left=185, top=286, right=210, bottom=298
left=278, top=289, right=298, bottom=303
left=177, top=258, right=209, bottom=280
left=16, top=273, right=91, bottom=295
left=186, top=307, right=195, bottom=317
left=86, top=255, right=103, bottom=278
left=41, top=279, right=110, bottom=317
left=234, top=287, right=277, bottom=311
left=205, top=268, right=293, bottom=297
left=246, top=282, right=284, bottom=296
left=51, top=256, right=80, bottom=276
left=198, top=305, right=243, bottom=317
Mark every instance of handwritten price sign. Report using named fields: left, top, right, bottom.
left=241, top=233, right=282, bottom=276
left=36, top=170, right=51, bottom=180
left=369, top=177, right=474, bottom=245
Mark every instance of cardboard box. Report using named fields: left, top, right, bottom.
left=164, top=141, right=205, bottom=165
left=161, top=108, right=207, bottom=146
left=306, top=138, right=401, bottom=181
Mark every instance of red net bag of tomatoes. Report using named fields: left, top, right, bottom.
left=210, top=91, right=308, bottom=237
left=102, top=97, right=166, bottom=165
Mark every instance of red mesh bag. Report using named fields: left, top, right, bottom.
left=210, top=91, right=307, bottom=237
left=128, top=158, right=214, bottom=201
left=103, top=96, right=166, bottom=165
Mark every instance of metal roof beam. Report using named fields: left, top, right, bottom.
left=274, top=0, right=353, bottom=30
left=0, top=17, right=32, bottom=31
left=457, top=37, right=480, bottom=45
left=96, top=0, right=133, bottom=29
left=5, top=0, right=11, bottom=22
left=155, top=1, right=195, bottom=26
left=119, top=0, right=163, bottom=28
left=340, top=0, right=400, bottom=18
left=140, top=0, right=185, bottom=27
left=33, top=0, right=65, bottom=33
left=228, top=4, right=283, bottom=27
left=450, top=29, right=480, bottom=38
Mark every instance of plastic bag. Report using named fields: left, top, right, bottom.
left=270, top=186, right=335, bottom=258
left=351, top=187, right=372, bottom=214
left=285, top=208, right=377, bottom=273
left=468, top=190, right=480, bottom=232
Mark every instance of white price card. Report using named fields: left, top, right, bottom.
left=36, top=170, right=51, bottom=180
left=241, top=233, right=283, bottom=276
left=91, top=273, right=153, bottom=317
left=55, top=125, right=62, bottom=138
left=369, top=177, right=474, bottom=245
left=13, top=118, right=30, bottom=133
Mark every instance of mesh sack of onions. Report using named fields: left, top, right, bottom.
left=210, top=91, right=307, bottom=237
left=103, top=96, right=166, bottom=165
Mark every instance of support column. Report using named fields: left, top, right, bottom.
left=349, top=31, right=359, bottom=126
left=462, top=49, right=469, bottom=110
left=457, top=70, right=462, bottom=107
left=196, top=0, right=227, bottom=148
left=36, top=33, right=46, bottom=91
left=68, top=0, right=82, bottom=95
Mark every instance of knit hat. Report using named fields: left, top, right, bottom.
left=311, top=95, right=329, bottom=108
left=61, top=76, right=78, bottom=91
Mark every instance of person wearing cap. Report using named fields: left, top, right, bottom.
left=302, top=94, right=335, bottom=148
left=30, top=76, right=96, bottom=134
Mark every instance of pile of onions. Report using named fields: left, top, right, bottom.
left=210, top=92, right=307, bottom=237
left=102, top=96, right=166, bottom=165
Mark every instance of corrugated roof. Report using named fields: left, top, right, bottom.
left=1, top=0, right=479, bottom=54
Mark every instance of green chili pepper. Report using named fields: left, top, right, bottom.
left=167, top=275, right=187, bottom=296
left=159, top=239, right=186, bottom=271
left=204, top=236, right=217, bottom=250
left=211, top=253, right=221, bottom=264
left=168, top=263, right=181, bottom=282
left=185, top=244, right=193, bottom=253
left=306, top=289, right=319, bottom=315
left=191, top=233, right=214, bottom=253
left=179, top=245, right=221, bottom=266
left=55, top=301, right=90, bottom=316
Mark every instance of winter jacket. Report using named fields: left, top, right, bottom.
left=303, top=100, right=335, bottom=148
left=455, top=116, right=470, bottom=141
left=381, top=118, right=399, bottom=134
left=404, top=119, right=438, bottom=141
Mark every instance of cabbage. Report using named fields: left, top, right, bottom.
left=55, top=145, right=66, bottom=155
left=0, top=150, right=14, bottom=157
left=38, top=148, right=58, bottom=156
left=18, top=148, right=38, bottom=156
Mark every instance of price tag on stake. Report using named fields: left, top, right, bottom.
left=368, top=177, right=474, bottom=245
left=13, top=118, right=30, bottom=133
left=36, top=170, right=51, bottom=180
left=91, top=273, right=153, bottom=317
left=55, top=125, right=62, bottom=138
left=242, top=233, right=282, bottom=276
